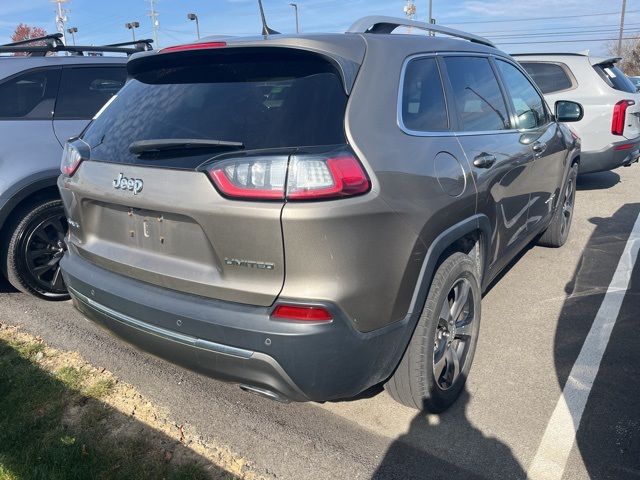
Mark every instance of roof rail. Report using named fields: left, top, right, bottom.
left=347, top=16, right=495, bottom=48
left=0, top=38, right=153, bottom=57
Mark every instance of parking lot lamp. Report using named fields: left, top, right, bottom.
left=187, top=13, right=200, bottom=39
left=125, top=21, right=140, bottom=42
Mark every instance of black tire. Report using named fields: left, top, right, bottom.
left=385, top=252, right=481, bottom=411
left=1, top=198, right=70, bottom=300
left=538, top=163, right=578, bottom=248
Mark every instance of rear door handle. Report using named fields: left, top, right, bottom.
left=532, top=142, right=547, bottom=157
left=473, top=153, right=497, bottom=169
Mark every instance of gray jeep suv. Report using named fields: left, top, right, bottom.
left=0, top=34, right=150, bottom=299
left=58, top=17, right=582, bottom=411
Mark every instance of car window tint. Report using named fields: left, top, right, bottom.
left=54, top=66, right=127, bottom=119
left=519, top=62, right=573, bottom=94
left=593, top=64, right=636, bottom=93
left=497, top=60, right=547, bottom=130
left=82, top=49, right=348, bottom=168
left=0, top=68, right=60, bottom=120
left=443, top=56, right=509, bottom=132
left=401, top=57, right=448, bottom=131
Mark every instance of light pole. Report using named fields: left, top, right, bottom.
left=187, top=13, right=200, bottom=39
left=289, top=3, right=299, bottom=34
left=618, top=0, right=627, bottom=56
left=66, top=27, right=77, bottom=46
left=125, top=21, right=140, bottom=42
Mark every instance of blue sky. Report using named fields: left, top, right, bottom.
left=1, top=0, right=638, bottom=56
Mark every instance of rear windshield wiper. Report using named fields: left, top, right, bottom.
left=129, top=138, right=244, bottom=155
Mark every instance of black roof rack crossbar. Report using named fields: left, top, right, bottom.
left=105, top=39, right=153, bottom=49
left=1, top=33, right=64, bottom=47
left=0, top=39, right=153, bottom=57
left=347, top=16, right=495, bottom=48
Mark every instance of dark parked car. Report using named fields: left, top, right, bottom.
left=0, top=34, right=151, bottom=299
left=58, top=17, right=582, bottom=411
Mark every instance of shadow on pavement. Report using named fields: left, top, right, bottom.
left=553, top=203, right=640, bottom=479
left=576, top=170, right=620, bottom=191
left=372, top=390, right=525, bottom=480
left=0, top=276, right=18, bottom=294
left=0, top=337, right=237, bottom=479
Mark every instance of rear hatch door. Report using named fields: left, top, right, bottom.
left=592, top=58, right=640, bottom=139
left=62, top=46, right=351, bottom=306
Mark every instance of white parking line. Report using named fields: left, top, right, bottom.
left=527, top=211, right=640, bottom=480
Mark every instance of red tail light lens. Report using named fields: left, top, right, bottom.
left=160, top=41, right=227, bottom=53
left=286, top=155, right=370, bottom=200
left=272, top=305, right=333, bottom=322
left=612, top=100, right=634, bottom=135
left=60, top=140, right=88, bottom=177
left=207, top=156, right=288, bottom=200
left=205, top=149, right=370, bottom=201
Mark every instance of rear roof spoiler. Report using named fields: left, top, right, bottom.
left=591, top=56, right=622, bottom=66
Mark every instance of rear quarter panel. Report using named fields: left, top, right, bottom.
left=279, top=36, right=478, bottom=332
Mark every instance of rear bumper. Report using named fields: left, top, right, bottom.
left=580, top=138, right=640, bottom=174
left=60, top=249, right=410, bottom=402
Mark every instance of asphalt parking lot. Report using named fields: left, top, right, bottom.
left=1, top=165, right=638, bottom=480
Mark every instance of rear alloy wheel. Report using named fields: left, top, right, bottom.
left=385, top=252, right=481, bottom=411
left=2, top=198, right=70, bottom=300
left=538, top=162, right=578, bottom=248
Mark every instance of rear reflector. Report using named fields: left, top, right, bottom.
left=614, top=142, right=635, bottom=151
left=612, top=99, right=634, bottom=136
left=272, top=305, right=333, bottom=322
left=160, top=41, right=227, bottom=53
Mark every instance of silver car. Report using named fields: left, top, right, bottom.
left=0, top=34, right=149, bottom=299
left=514, top=53, right=640, bottom=174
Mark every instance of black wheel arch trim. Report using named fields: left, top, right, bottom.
left=0, top=170, right=61, bottom=233
left=383, top=214, right=491, bottom=381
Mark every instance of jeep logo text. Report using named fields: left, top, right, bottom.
left=113, top=173, right=143, bottom=195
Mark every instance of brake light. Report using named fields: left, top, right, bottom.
left=60, top=140, right=88, bottom=177
left=612, top=99, right=634, bottom=135
left=272, top=305, right=333, bottom=322
left=160, top=41, right=227, bottom=53
left=208, top=156, right=288, bottom=200
left=205, top=149, right=370, bottom=201
left=287, top=155, right=369, bottom=200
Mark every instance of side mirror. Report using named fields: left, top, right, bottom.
left=555, top=100, right=583, bottom=122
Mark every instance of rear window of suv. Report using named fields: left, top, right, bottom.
left=593, top=63, right=636, bottom=93
left=519, top=62, right=573, bottom=94
left=83, top=49, right=348, bottom=169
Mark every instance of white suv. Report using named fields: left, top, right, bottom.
left=514, top=53, right=640, bottom=174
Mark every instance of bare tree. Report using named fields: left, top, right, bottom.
left=607, top=36, right=640, bottom=75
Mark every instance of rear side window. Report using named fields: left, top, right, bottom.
left=83, top=49, right=347, bottom=168
left=0, top=68, right=60, bottom=120
left=496, top=60, right=547, bottom=130
left=443, top=56, right=510, bottom=132
left=519, top=62, right=573, bottom=94
left=401, top=57, right=448, bottom=131
left=593, top=63, right=636, bottom=93
left=54, top=66, right=127, bottom=119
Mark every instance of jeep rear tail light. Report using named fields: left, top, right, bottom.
left=271, top=304, right=333, bottom=322
left=612, top=100, right=634, bottom=135
left=207, top=156, right=288, bottom=200
left=286, top=154, right=369, bottom=200
left=60, top=139, right=89, bottom=177
left=205, top=149, right=370, bottom=201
